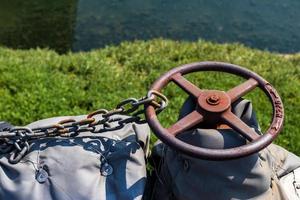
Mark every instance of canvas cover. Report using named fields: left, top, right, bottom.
left=151, top=98, right=300, bottom=200
left=1, top=98, right=300, bottom=200
left=0, top=115, right=150, bottom=200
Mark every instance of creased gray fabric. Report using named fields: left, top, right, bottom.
left=0, top=115, right=150, bottom=200
left=151, top=98, right=300, bottom=200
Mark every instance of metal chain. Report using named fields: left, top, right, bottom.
left=0, top=90, right=168, bottom=164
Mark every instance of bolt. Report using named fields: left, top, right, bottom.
left=206, top=95, right=220, bottom=105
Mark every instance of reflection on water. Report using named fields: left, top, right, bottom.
left=0, top=0, right=299, bottom=53
left=0, top=0, right=77, bottom=53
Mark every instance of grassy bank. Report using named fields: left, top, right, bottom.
left=0, top=39, right=299, bottom=154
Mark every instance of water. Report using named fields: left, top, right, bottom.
left=0, top=0, right=299, bottom=53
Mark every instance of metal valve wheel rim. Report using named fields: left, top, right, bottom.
left=145, top=61, right=284, bottom=160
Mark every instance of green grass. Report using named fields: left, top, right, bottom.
left=0, top=39, right=299, bottom=154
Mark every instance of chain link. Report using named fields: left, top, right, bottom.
left=0, top=90, right=168, bottom=164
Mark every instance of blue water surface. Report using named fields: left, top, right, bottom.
left=0, top=0, right=299, bottom=53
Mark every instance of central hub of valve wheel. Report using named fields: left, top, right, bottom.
left=198, top=90, right=231, bottom=113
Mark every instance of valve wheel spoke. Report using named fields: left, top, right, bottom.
left=227, top=78, right=258, bottom=102
left=171, top=73, right=202, bottom=98
left=221, top=111, right=260, bottom=141
left=167, top=110, right=204, bottom=136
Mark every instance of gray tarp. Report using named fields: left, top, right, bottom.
left=0, top=115, right=150, bottom=200
left=151, top=98, right=300, bottom=200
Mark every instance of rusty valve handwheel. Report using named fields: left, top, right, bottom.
left=145, top=62, right=284, bottom=160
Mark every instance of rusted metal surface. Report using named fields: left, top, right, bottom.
left=227, top=78, right=258, bottom=102
left=145, top=61, right=284, bottom=160
left=167, top=110, right=203, bottom=136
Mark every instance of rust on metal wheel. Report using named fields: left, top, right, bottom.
left=145, top=61, right=284, bottom=160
